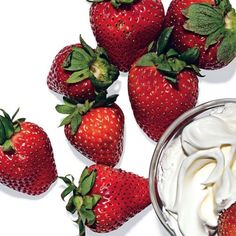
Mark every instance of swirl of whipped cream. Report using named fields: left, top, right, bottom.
left=159, top=103, right=236, bottom=236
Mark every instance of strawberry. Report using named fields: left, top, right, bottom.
left=88, top=0, right=165, bottom=72
left=218, top=203, right=236, bottom=236
left=60, top=164, right=150, bottom=235
left=47, top=36, right=119, bottom=101
left=128, top=28, right=199, bottom=141
left=165, top=0, right=236, bottom=70
left=56, top=93, right=124, bottom=166
left=0, top=108, right=57, bottom=195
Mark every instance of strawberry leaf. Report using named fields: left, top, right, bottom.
left=217, top=31, right=236, bottom=64
left=95, top=46, right=108, bottom=59
left=186, top=64, right=205, bottom=77
left=79, top=170, right=97, bottom=196
left=60, top=170, right=101, bottom=236
left=157, top=61, right=173, bottom=74
left=66, top=196, right=77, bottom=214
left=13, top=123, right=21, bottom=133
left=79, top=206, right=96, bottom=226
left=83, top=195, right=101, bottom=210
left=80, top=35, right=96, bottom=58
left=63, top=97, right=78, bottom=106
left=15, top=118, right=26, bottom=123
left=168, top=58, right=187, bottom=73
left=218, top=0, right=232, bottom=14
left=83, top=196, right=94, bottom=209
left=179, top=48, right=200, bottom=64
left=93, top=92, right=118, bottom=108
left=90, top=76, right=113, bottom=90
left=59, top=175, right=75, bottom=185
left=61, top=184, right=76, bottom=201
left=55, top=105, right=76, bottom=114
left=91, top=194, right=101, bottom=207
left=11, top=108, right=20, bottom=121
left=183, top=3, right=225, bottom=35
left=156, top=27, right=173, bottom=56
left=71, top=47, right=93, bottom=64
left=105, top=94, right=119, bottom=106
left=110, top=0, right=135, bottom=8
left=166, top=49, right=179, bottom=58
left=0, top=120, right=6, bottom=145
left=165, top=76, right=178, bottom=84
left=136, top=53, right=160, bottom=67
left=78, top=168, right=89, bottom=185
left=205, top=27, right=225, bottom=49
left=0, top=109, right=11, bottom=121
left=59, top=113, right=75, bottom=127
left=0, top=115, right=14, bottom=139
left=66, top=68, right=91, bottom=84
left=73, top=196, right=84, bottom=210
left=77, top=218, right=85, bottom=236
left=71, top=114, right=82, bottom=135
left=63, top=48, right=92, bottom=72
left=2, top=140, right=14, bottom=153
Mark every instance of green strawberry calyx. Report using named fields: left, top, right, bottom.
left=0, top=108, right=26, bottom=153
left=59, top=168, right=101, bottom=236
left=182, top=0, right=236, bottom=65
left=63, top=35, right=119, bottom=92
left=86, top=0, right=135, bottom=8
left=56, top=92, right=118, bottom=135
left=136, top=27, right=203, bottom=83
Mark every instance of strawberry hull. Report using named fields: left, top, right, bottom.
left=165, top=0, right=233, bottom=70
left=90, top=0, right=165, bottom=72
left=47, top=44, right=95, bottom=101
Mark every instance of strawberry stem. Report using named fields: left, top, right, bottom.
left=225, top=9, right=236, bottom=31
left=63, top=35, right=119, bottom=93
left=59, top=168, right=101, bottom=236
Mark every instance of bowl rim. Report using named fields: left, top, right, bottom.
left=149, top=98, right=236, bottom=235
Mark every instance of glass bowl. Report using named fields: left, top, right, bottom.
left=149, top=98, right=236, bottom=235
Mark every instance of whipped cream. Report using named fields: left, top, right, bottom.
left=158, top=103, right=236, bottom=236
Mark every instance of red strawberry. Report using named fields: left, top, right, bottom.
left=60, top=164, right=150, bottom=234
left=56, top=94, right=124, bottom=166
left=47, top=36, right=119, bottom=101
left=165, top=0, right=236, bottom=70
left=218, top=203, right=236, bottom=236
left=0, top=109, right=57, bottom=195
left=88, top=0, right=165, bottom=72
left=128, top=28, right=199, bottom=141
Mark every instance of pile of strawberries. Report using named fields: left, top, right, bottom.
left=0, top=0, right=236, bottom=235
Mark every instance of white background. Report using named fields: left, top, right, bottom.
left=0, top=0, right=236, bottom=235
